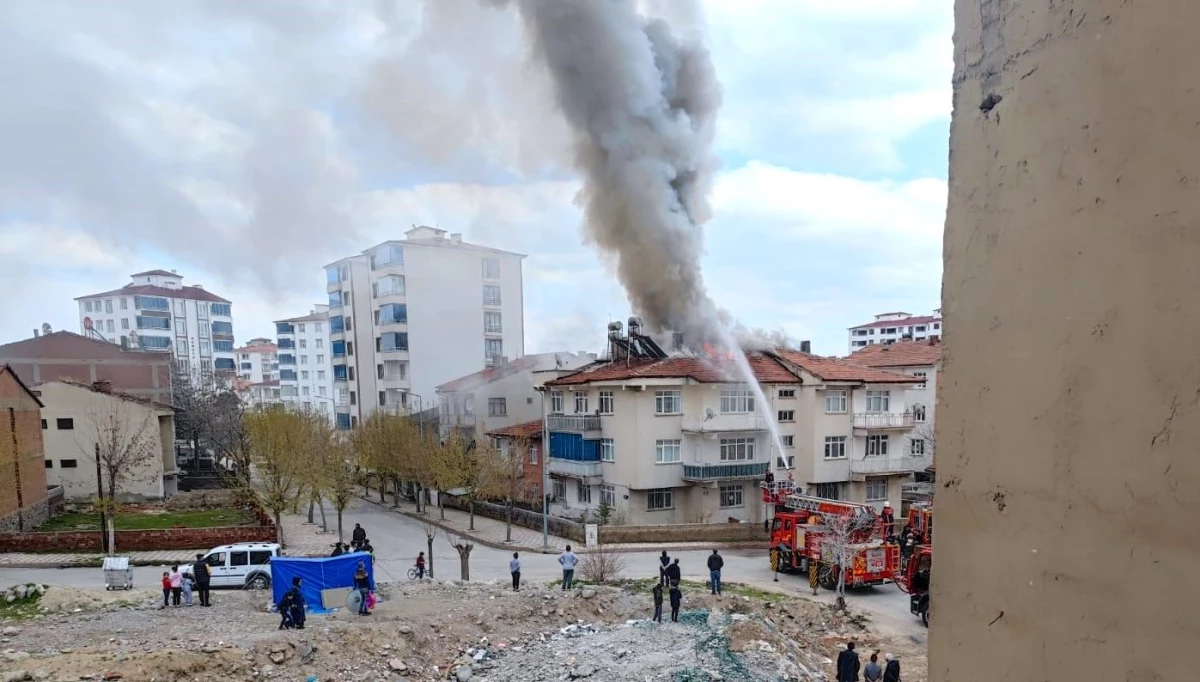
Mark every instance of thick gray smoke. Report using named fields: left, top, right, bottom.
left=488, top=0, right=725, bottom=344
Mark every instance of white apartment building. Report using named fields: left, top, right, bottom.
left=848, top=310, right=943, bottom=351
left=235, top=338, right=278, bottom=384
left=243, top=380, right=282, bottom=407
left=75, top=270, right=236, bottom=384
left=324, top=226, right=525, bottom=430
left=848, top=339, right=941, bottom=474
left=275, top=305, right=335, bottom=419
left=436, top=351, right=596, bottom=442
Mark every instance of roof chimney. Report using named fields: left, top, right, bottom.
left=450, top=233, right=463, bottom=245
left=193, top=284, right=203, bottom=290
left=92, top=380, right=113, bottom=394
left=800, top=340, right=811, bottom=353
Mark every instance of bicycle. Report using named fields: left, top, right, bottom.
left=407, top=565, right=427, bottom=580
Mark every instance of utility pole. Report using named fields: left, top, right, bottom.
left=95, top=442, right=107, bottom=554
left=538, top=387, right=549, bottom=550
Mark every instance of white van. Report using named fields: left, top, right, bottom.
left=184, top=542, right=281, bottom=590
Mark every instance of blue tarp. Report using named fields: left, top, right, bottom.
left=270, top=552, right=375, bottom=614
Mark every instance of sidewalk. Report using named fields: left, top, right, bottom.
left=0, top=549, right=200, bottom=569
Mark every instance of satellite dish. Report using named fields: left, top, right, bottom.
left=41, top=323, right=52, bottom=335
left=705, top=407, right=715, bottom=420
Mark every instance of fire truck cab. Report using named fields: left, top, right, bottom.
left=897, top=545, right=932, bottom=627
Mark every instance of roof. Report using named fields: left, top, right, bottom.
left=250, top=380, right=280, bottom=388
left=76, top=283, right=230, bottom=304
left=0, top=331, right=171, bottom=363
left=848, top=314, right=940, bottom=331
left=546, top=353, right=801, bottom=387
left=437, top=355, right=541, bottom=393
left=236, top=344, right=277, bottom=354
left=0, top=364, right=45, bottom=408
left=37, top=378, right=175, bottom=412
left=276, top=310, right=329, bottom=324
left=486, top=419, right=544, bottom=439
left=770, top=350, right=917, bottom=384
left=848, top=339, right=942, bottom=368
left=130, top=269, right=179, bottom=278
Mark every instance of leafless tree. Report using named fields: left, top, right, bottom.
left=579, top=545, right=627, bottom=585
left=445, top=532, right=474, bottom=581
left=422, top=516, right=439, bottom=579
left=913, top=422, right=936, bottom=460
left=817, top=513, right=879, bottom=611
left=80, top=397, right=161, bottom=554
left=487, top=434, right=531, bottom=543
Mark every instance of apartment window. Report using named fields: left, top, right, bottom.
left=300, top=355, right=308, bottom=365
left=815, top=482, right=843, bottom=500
left=825, top=390, right=847, bottom=413
left=912, top=404, right=927, bottom=422
left=719, top=437, right=755, bottom=462
left=574, top=391, right=588, bottom=414
left=296, top=323, right=305, bottom=333
left=777, top=410, right=795, bottom=422
left=351, top=415, right=358, bottom=428
left=867, top=434, right=889, bottom=457
left=646, top=488, right=673, bottom=511
left=865, top=390, right=891, bottom=413
left=301, top=371, right=309, bottom=380
left=121, top=318, right=129, bottom=330
left=483, top=285, right=502, bottom=306
left=778, top=389, right=795, bottom=398
left=134, top=296, right=169, bottom=311
left=372, top=244, right=404, bottom=269
left=177, top=340, right=188, bottom=354
left=912, top=371, right=928, bottom=389
left=378, top=303, right=407, bottom=325
left=302, top=386, right=310, bottom=396
left=379, top=391, right=387, bottom=406
left=120, top=298, right=128, bottom=310
left=377, top=364, right=385, bottom=380
left=44, top=459, right=51, bottom=468
left=911, top=438, right=926, bottom=455
left=866, top=478, right=888, bottom=502
left=60, top=459, right=78, bottom=469
left=315, top=323, right=323, bottom=334
left=105, top=319, right=114, bottom=333
left=316, top=338, right=324, bottom=349
left=104, top=299, right=113, bottom=313
left=853, top=329, right=868, bottom=337
left=56, top=418, right=74, bottom=430
left=577, top=482, right=592, bottom=504
left=211, top=303, right=231, bottom=317
left=350, top=391, right=356, bottom=406
left=346, top=342, right=354, bottom=356
left=381, top=333, right=409, bottom=352
left=655, top=439, right=681, bottom=464
left=41, top=419, right=46, bottom=429
left=214, top=340, right=234, bottom=352
left=654, top=390, right=681, bottom=415
left=318, top=386, right=327, bottom=397
left=299, top=339, right=307, bottom=349
left=484, top=312, right=502, bottom=334
left=345, top=317, right=352, bottom=331
left=600, top=439, right=615, bottom=462
left=85, top=301, right=93, bottom=312
left=551, top=391, right=563, bottom=414
left=719, top=389, right=754, bottom=413
left=348, top=367, right=355, bottom=381
left=488, top=397, right=507, bottom=417
left=600, top=484, right=616, bottom=508
left=375, top=274, right=405, bottom=296
left=530, top=444, right=539, bottom=465
left=199, top=322, right=210, bottom=337
left=485, top=338, right=503, bottom=358
left=777, top=454, right=795, bottom=469
left=482, top=258, right=501, bottom=279
left=136, top=316, right=170, bottom=330
left=552, top=479, right=567, bottom=500
left=212, top=321, right=232, bottom=335
left=317, top=355, right=325, bottom=364
left=719, top=484, right=744, bottom=509
left=200, top=341, right=210, bottom=355
left=142, top=336, right=171, bottom=350
left=823, top=436, right=847, bottom=459
left=781, top=435, right=794, bottom=448
left=597, top=390, right=614, bottom=415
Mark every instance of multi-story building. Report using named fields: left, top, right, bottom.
left=324, top=226, right=525, bottom=430
left=243, top=380, right=282, bottom=407
left=847, top=310, right=942, bottom=351
left=275, top=305, right=335, bottom=418
left=0, top=365, right=51, bottom=531
left=75, top=270, right=236, bottom=385
left=235, top=338, right=278, bottom=384
left=436, top=351, right=596, bottom=442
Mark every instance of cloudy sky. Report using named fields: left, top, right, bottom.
left=0, top=0, right=951, bottom=357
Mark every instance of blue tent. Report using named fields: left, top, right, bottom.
left=270, top=552, right=376, bottom=614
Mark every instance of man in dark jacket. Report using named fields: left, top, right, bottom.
left=883, top=653, right=900, bottom=682
left=668, top=584, right=682, bottom=622
left=192, top=553, right=211, bottom=607
left=278, top=576, right=306, bottom=630
left=651, top=582, right=664, bottom=623
left=706, top=549, right=724, bottom=595
left=665, top=558, right=682, bottom=587
left=658, top=551, right=670, bottom=585
left=836, top=641, right=860, bottom=682
left=352, top=523, right=367, bottom=548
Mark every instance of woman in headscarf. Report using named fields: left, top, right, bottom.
left=353, top=561, right=371, bottom=616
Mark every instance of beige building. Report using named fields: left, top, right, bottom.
left=38, top=380, right=178, bottom=502
left=848, top=338, right=941, bottom=472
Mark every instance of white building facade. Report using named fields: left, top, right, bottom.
left=275, top=305, right=335, bottom=419
left=848, top=339, right=941, bottom=475
left=75, top=270, right=236, bottom=385
left=235, top=338, right=277, bottom=384
left=847, top=310, right=943, bottom=351
left=324, top=227, right=525, bottom=430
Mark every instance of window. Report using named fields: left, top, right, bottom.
left=719, top=437, right=755, bottom=462
left=85, top=301, right=93, bottom=312
left=778, top=389, right=795, bottom=398
left=911, top=438, right=926, bottom=455
left=600, top=484, right=616, bottom=508
left=781, top=435, right=794, bottom=448
left=350, top=391, right=357, bottom=405
left=823, top=436, right=847, bottom=459
left=278, top=354, right=296, bottom=365
left=482, top=258, right=501, bottom=279
left=483, top=285, right=502, bottom=306
left=211, top=321, right=232, bottom=335
left=551, top=391, right=563, bottom=413
left=104, top=299, right=113, bottom=313
left=381, top=333, right=409, bottom=351
left=105, top=319, right=114, bottom=333
left=577, top=482, right=592, bottom=504
left=777, top=410, right=794, bottom=422
left=136, top=316, right=170, bottom=330
left=815, top=482, right=843, bottom=500
left=200, top=340, right=210, bottom=355
left=41, top=419, right=47, bottom=429
left=598, top=390, right=614, bottom=415
left=574, top=391, right=588, bottom=414
left=302, top=386, right=310, bottom=396
left=330, top=316, right=344, bottom=334
left=318, top=386, right=327, bottom=396
left=655, top=390, right=681, bottom=415
left=229, top=551, right=249, bottom=567
left=777, top=454, right=795, bottom=469
left=655, top=439, right=681, bottom=464
left=118, top=298, right=127, bottom=310
left=213, top=340, right=234, bottom=352
left=867, top=434, right=890, bottom=457
left=866, top=478, right=888, bottom=502
left=375, top=274, right=405, bottom=297
left=300, top=355, right=308, bottom=365
left=719, top=389, right=754, bottom=413
left=121, top=318, right=129, bottom=330
left=911, top=371, right=928, bottom=389
left=485, top=338, right=503, bottom=358
left=551, top=478, right=567, bottom=500
left=378, top=303, right=407, bottom=325
left=379, top=390, right=387, bottom=406
left=134, top=296, right=169, bottom=311
left=488, top=397, right=507, bottom=417
left=866, top=390, right=891, bottom=413
left=347, top=342, right=354, bottom=356
left=211, top=303, right=231, bottom=317
left=825, top=390, right=847, bottom=413
left=214, top=358, right=235, bottom=371
left=44, top=460, right=52, bottom=468
left=912, top=404, right=927, bottom=422
left=60, top=459, right=78, bottom=468
left=301, top=371, right=310, bottom=380
left=600, top=439, right=615, bottom=462
left=348, top=367, right=355, bottom=381
left=529, top=444, right=539, bottom=465
left=719, top=484, right=744, bottom=508
left=201, top=359, right=212, bottom=373
left=56, top=418, right=74, bottom=430
left=647, top=488, right=673, bottom=511
left=138, top=335, right=170, bottom=350
left=177, top=339, right=187, bottom=354
left=484, top=312, right=502, bottom=334
left=371, top=244, right=404, bottom=269
left=315, top=323, right=323, bottom=334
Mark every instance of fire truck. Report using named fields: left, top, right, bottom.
left=895, top=504, right=933, bottom=626
left=763, top=484, right=901, bottom=590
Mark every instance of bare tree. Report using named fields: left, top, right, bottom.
left=243, top=405, right=307, bottom=544
left=579, top=545, right=627, bottom=585
left=445, top=532, right=474, bottom=581
left=431, top=431, right=501, bottom=530
left=913, top=422, right=936, bottom=460
left=81, top=396, right=162, bottom=554
left=422, top=516, right=439, bottom=579
left=817, top=513, right=879, bottom=611
left=324, top=431, right=359, bottom=543
left=487, top=434, right=530, bottom=543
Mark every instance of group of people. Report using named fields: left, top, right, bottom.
left=277, top=559, right=374, bottom=629
left=159, top=553, right=213, bottom=609
left=837, top=642, right=902, bottom=682
left=330, top=523, right=375, bottom=558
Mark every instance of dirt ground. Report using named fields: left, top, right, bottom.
left=0, top=579, right=927, bottom=682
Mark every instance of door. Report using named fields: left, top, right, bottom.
left=227, top=550, right=250, bottom=585
left=205, top=552, right=230, bottom=586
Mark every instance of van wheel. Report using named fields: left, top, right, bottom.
left=248, top=574, right=270, bottom=590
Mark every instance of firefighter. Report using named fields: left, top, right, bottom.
left=880, top=502, right=896, bottom=540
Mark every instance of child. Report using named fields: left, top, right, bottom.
left=651, top=582, right=664, bottom=623
left=278, top=577, right=306, bottom=630
left=669, top=584, right=682, bottom=623
left=181, top=572, right=195, bottom=606
left=160, top=572, right=171, bottom=609
left=416, top=551, right=426, bottom=579
left=169, top=565, right=183, bottom=607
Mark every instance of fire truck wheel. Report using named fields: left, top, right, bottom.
left=921, top=598, right=930, bottom=627
left=818, top=563, right=840, bottom=591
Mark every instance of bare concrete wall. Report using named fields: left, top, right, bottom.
left=933, top=1, right=1200, bottom=680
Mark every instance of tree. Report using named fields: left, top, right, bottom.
left=422, top=516, right=439, bottom=579
left=489, top=434, right=532, bottom=543
left=323, top=430, right=359, bottom=543
left=818, top=513, right=878, bottom=611
left=206, top=390, right=250, bottom=485
left=243, top=405, right=307, bottom=544
left=445, top=532, right=474, bottom=581
left=81, top=396, right=161, bottom=555
left=579, top=545, right=627, bottom=584
left=913, top=422, right=936, bottom=461
left=430, top=431, right=501, bottom=530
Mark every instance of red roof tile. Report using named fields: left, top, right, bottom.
left=848, top=315, right=940, bottom=330
left=76, top=283, right=230, bottom=304
left=547, top=353, right=801, bottom=386
left=487, top=420, right=544, bottom=439
left=437, top=355, right=540, bottom=393
left=848, top=340, right=942, bottom=368
left=236, top=344, right=278, bottom=354
left=770, top=350, right=917, bottom=384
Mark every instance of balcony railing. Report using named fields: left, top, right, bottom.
left=441, top=414, right=477, bottom=428
left=681, top=415, right=767, bottom=433
left=681, top=461, right=769, bottom=482
left=547, top=414, right=601, bottom=432
left=549, top=458, right=602, bottom=480
left=852, top=412, right=915, bottom=430
left=850, top=455, right=917, bottom=475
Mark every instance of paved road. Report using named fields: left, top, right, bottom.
left=0, top=499, right=926, bottom=640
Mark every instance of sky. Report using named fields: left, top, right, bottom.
left=0, top=0, right=952, bottom=357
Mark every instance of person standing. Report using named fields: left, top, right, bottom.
left=181, top=571, right=195, bottom=607
left=706, top=549, right=724, bottom=595
left=353, top=562, right=371, bottom=616
left=880, top=502, right=896, bottom=540
left=160, top=572, right=171, bottom=609
left=352, top=523, right=367, bottom=549
left=883, top=654, right=900, bottom=682
left=658, top=550, right=670, bottom=586
left=836, top=641, right=860, bottom=682
left=651, top=582, right=664, bottom=623
left=864, top=652, right=883, bottom=682
left=416, top=551, right=426, bottom=579
left=666, top=558, right=681, bottom=587
left=510, top=552, right=521, bottom=591
left=169, top=565, right=183, bottom=607
left=558, top=545, right=579, bottom=591
left=668, top=584, right=682, bottom=622
left=192, top=554, right=211, bottom=607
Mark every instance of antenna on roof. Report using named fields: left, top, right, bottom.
left=41, top=323, right=52, bottom=335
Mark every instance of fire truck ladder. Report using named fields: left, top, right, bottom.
left=782, top=493, right=878, bottom=523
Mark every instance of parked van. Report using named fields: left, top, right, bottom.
left=184, top=542, right=281, bottom=590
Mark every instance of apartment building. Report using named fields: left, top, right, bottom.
left=847, top=338, right=941, bottom=474
left=75, top=270, right=236, bottom=384
left=847, top=310, right=942, bottom=351
left=275, top=306, right=335, bottom=418
left=235, top=338, right=278, bottom=384
left=436, top=351, right=596, bottom=442
left=0, top=365, right=51, bottom=531
left=324, top=226, right=525, bottom=430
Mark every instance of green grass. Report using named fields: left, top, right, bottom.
left=618, top=578, right=786, bottom=601
left=37, top=508, right=254, bottom=532
left=0, top=587, right=44, bottom=621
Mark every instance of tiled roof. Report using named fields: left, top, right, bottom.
left=250, top=380, right=280, bottom=388
left=39, top=378, right=175, bottom=411
left=277, top=311, right=329, bottom=323
left=0, top=331, right=164, bottom=361
left=848, top=315, right=940, bottom=330
left=437, top=355, right=540, bottom=393
left=236, top=344, right=277, bottom=354
left=848, top=340, right=942, bottom=368
left=130, top=269, right=179, bottom=278
left=486, top=419, right=544, bottom=439
left=0, top=364, right=45, bottom=408
left=770, top=350, right=917, bottom=384
left=546, top=353, right=801, bottom=386
left=76, top=283, right=230, bottom=304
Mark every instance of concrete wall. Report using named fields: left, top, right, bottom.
left=932, top=2, right=1198, bottom=681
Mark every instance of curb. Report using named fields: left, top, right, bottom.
left=0, top=554, right=207, bottom=569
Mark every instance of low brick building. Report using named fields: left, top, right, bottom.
left=0, top=365, right=51, bottom=531
left=0, top=331, right=173, bottom=405
left=487, top=419, right=544, bottom=502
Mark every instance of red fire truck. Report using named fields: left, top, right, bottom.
left=764, top=486, right=901, bottom=590
left=895, top=504, right=933, bottom=626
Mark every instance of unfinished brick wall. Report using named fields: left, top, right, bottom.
left=0, top=524, right=278, bottom=553
left=0, top=368, right=49, bottom=529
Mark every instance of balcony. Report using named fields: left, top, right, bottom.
left=441, top=414, right=477, bottom=428
left=549, top=457, right=603, bottom=481
left=849, top=455, right=917, bottom=480
left=681, top=415, right=767, bottom=433
left=852, top=412, right=915, bottom=432
left=547, top=414, right=601, bottom=432
left=277, top=338, right=295, bottom=349
left=681, top=461, right=769, bottom=483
